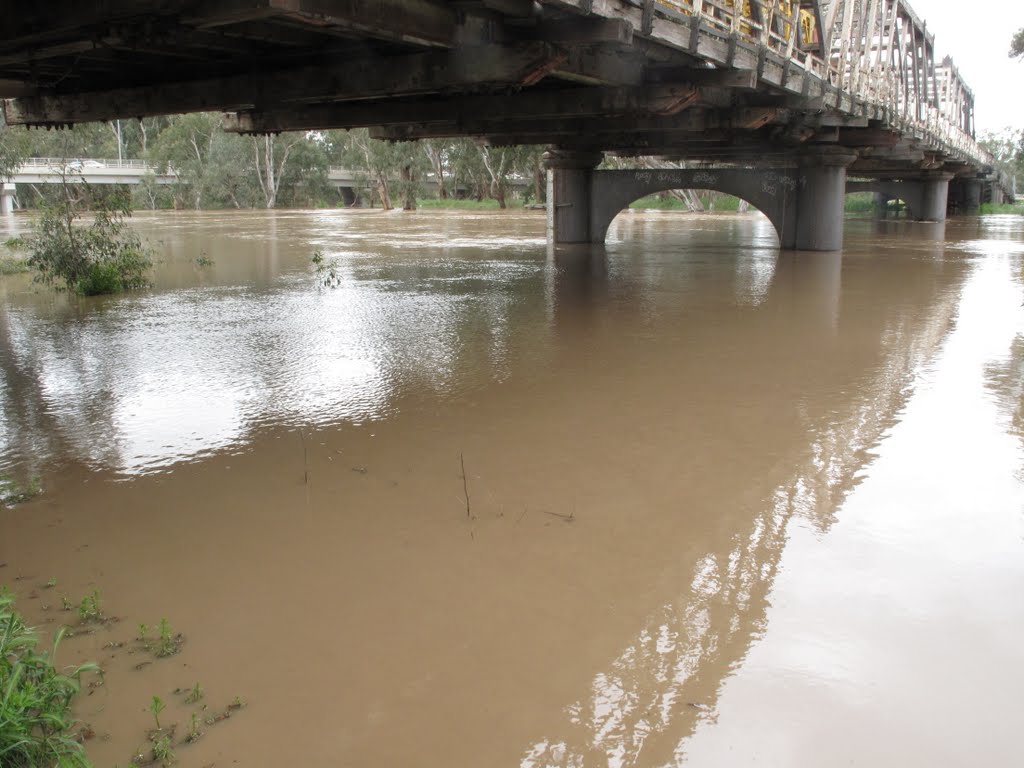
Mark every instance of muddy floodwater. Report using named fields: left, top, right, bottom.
left=1, top=208, right=1023, bottom=767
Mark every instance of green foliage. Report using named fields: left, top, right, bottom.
left=148, top=695, right=165, bottom=731
left=186, top=712, right=202, bottom=743
left=845, top=192, right=877, bottom=213
left=0, top=113, right=30, bottom=183
left=184, top=682, right=204, bottom=705
left=151, top=733, right=174, bottom=767
left=980, top=202, right=1024, bottom=215
left=417, top=198, right=517, bottom=209
left=77, top=591, right=102, bottom=623
left=311, top=249, right=341, bottom=288
left=0, top=588, right=97, bottom=768
left=154, top=618, right=180, bottom=658
left=980, top=128, right=1024, bottom=192
left=26, top=185, right=151, bottom=295
left=0, top=475, right=41, bottom=505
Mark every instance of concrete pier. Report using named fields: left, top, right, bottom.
left=0, top=183, right=15, bottom=215
left=546, top=147, right=857, bottom=252
left=847, top=173, right=953, bottom=222
left=793, top=149, right=857, bottom=251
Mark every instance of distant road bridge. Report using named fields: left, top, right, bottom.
left=0, top=0, right=1012, bottom=249
left=0, top=159, right=483, bottom=212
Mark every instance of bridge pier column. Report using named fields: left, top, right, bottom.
left=874, top=191, right=890, bottom=219
left=963, top=179, right=982, bottom=213
left=912, top=172, right=953, bottom=222
left=793, top=148, right=858, bottom=251
left=1, top=183, right=15, bottom=215
left=544, top=149, right=603, bottom=245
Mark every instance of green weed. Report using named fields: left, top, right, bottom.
left=154, top=618, right=181, bottom=658
left=151, top=733, right=175, bottom=767
left=77, top=590, right=103, bottom=623
left=0, top=474, right=42, bottom=506
left=0, top=588, right=98, bottom=768
left=148, top=695, right=165, bottom=731
left=186, top=712, right=203, bottom=743
left=184, top=682, right=204, bottom=704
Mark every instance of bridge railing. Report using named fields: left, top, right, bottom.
left=645, top=0, right=984, bottom=165
left=18, top=157, right=156, bottom=169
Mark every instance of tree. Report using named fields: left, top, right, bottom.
left=421, top=139, right=451, bottom=199
left=26, top=178, right=151, bottom=295
left=252, top=133, right=305, bottom=209
left=1011, top=28, right=1024, bottom=59
left=0, top=113, right=30, bottom=182
left=329, top=129, right=425, bottom=210
left=980, top=128, right=1024, bottom=191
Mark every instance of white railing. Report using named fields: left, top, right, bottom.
left=18, top=157, right=156, bottom=169
left=639, top=0, right=988, bottom=167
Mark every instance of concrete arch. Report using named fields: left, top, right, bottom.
left=590, top=168, right=801, bottom=248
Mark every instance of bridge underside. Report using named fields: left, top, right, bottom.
left=0, top=1, right=1010, bottom=248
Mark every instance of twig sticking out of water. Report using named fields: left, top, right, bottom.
left=299, top=430, right=308, bottom=485
left=460, top=452, right=471, bottom=519
left=542, top=509, right=575, bottom=523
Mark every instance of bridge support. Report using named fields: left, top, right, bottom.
left=847, top=173, right=952, bottom=222
left=545, top=149, right=603, bottom=245
left=793, top=148, right=857, bottom=251
left=1, top=183, right=15, bottom=215
left=948, top=177, right=983, bottom=214
left=545, top=146, right=856, bottom=251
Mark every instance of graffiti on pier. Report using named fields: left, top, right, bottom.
left=760, top=172, right=799, bottom=197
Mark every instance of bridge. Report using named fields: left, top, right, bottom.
left=0, top=158, right=476, bottom=213
left=0, top=0, right=1012, bottom=249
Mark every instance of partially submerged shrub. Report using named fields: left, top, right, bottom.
left=27, top=184, right=151, bottom=296
left=0, top=474, right=41, bottom=506
left=0, top=588, right=98, bottom=768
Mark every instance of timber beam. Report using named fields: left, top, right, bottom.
left=224, top=84, right=702, bottom=133
left=369, top=110, right=720, bottom=141
left=0, top=0, right=473, bottom=51
left=2, top=43, right=567, bottom=125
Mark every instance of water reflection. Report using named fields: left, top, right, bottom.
left=0, top=212, right=553, bottom=474
left=519, top=218, right=966, bottom=768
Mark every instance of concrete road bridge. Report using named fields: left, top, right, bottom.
left=0, top=158, right=482, bottom=213
left=0, top=0, right=1012, bottom=249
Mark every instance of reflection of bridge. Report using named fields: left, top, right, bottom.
left=0, top=159, right=502, bottom=212
left=0, top=0, right=1012, bottom=248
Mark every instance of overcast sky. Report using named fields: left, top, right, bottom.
left=908, top=0, right=1024, bottom=134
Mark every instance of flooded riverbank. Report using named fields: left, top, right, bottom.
left=1, top=209, right=1022, bottom=766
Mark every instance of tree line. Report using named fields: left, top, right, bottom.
left=0, top=113, right=548, bottom=211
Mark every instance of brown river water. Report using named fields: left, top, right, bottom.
left=1, top=208, right=1023, bottom=767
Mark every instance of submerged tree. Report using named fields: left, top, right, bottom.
left=27, top=179, right=151, bottom=295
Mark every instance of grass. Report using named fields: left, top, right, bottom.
left=415, top=198, right=525, bottom=210
left=844, top=192, right=878, bottom=213
left=0, top=588, right=98, bottom=768
left=0, top=257, right=31, bottom=275
left=979, top=202, right=1024, bottom=215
